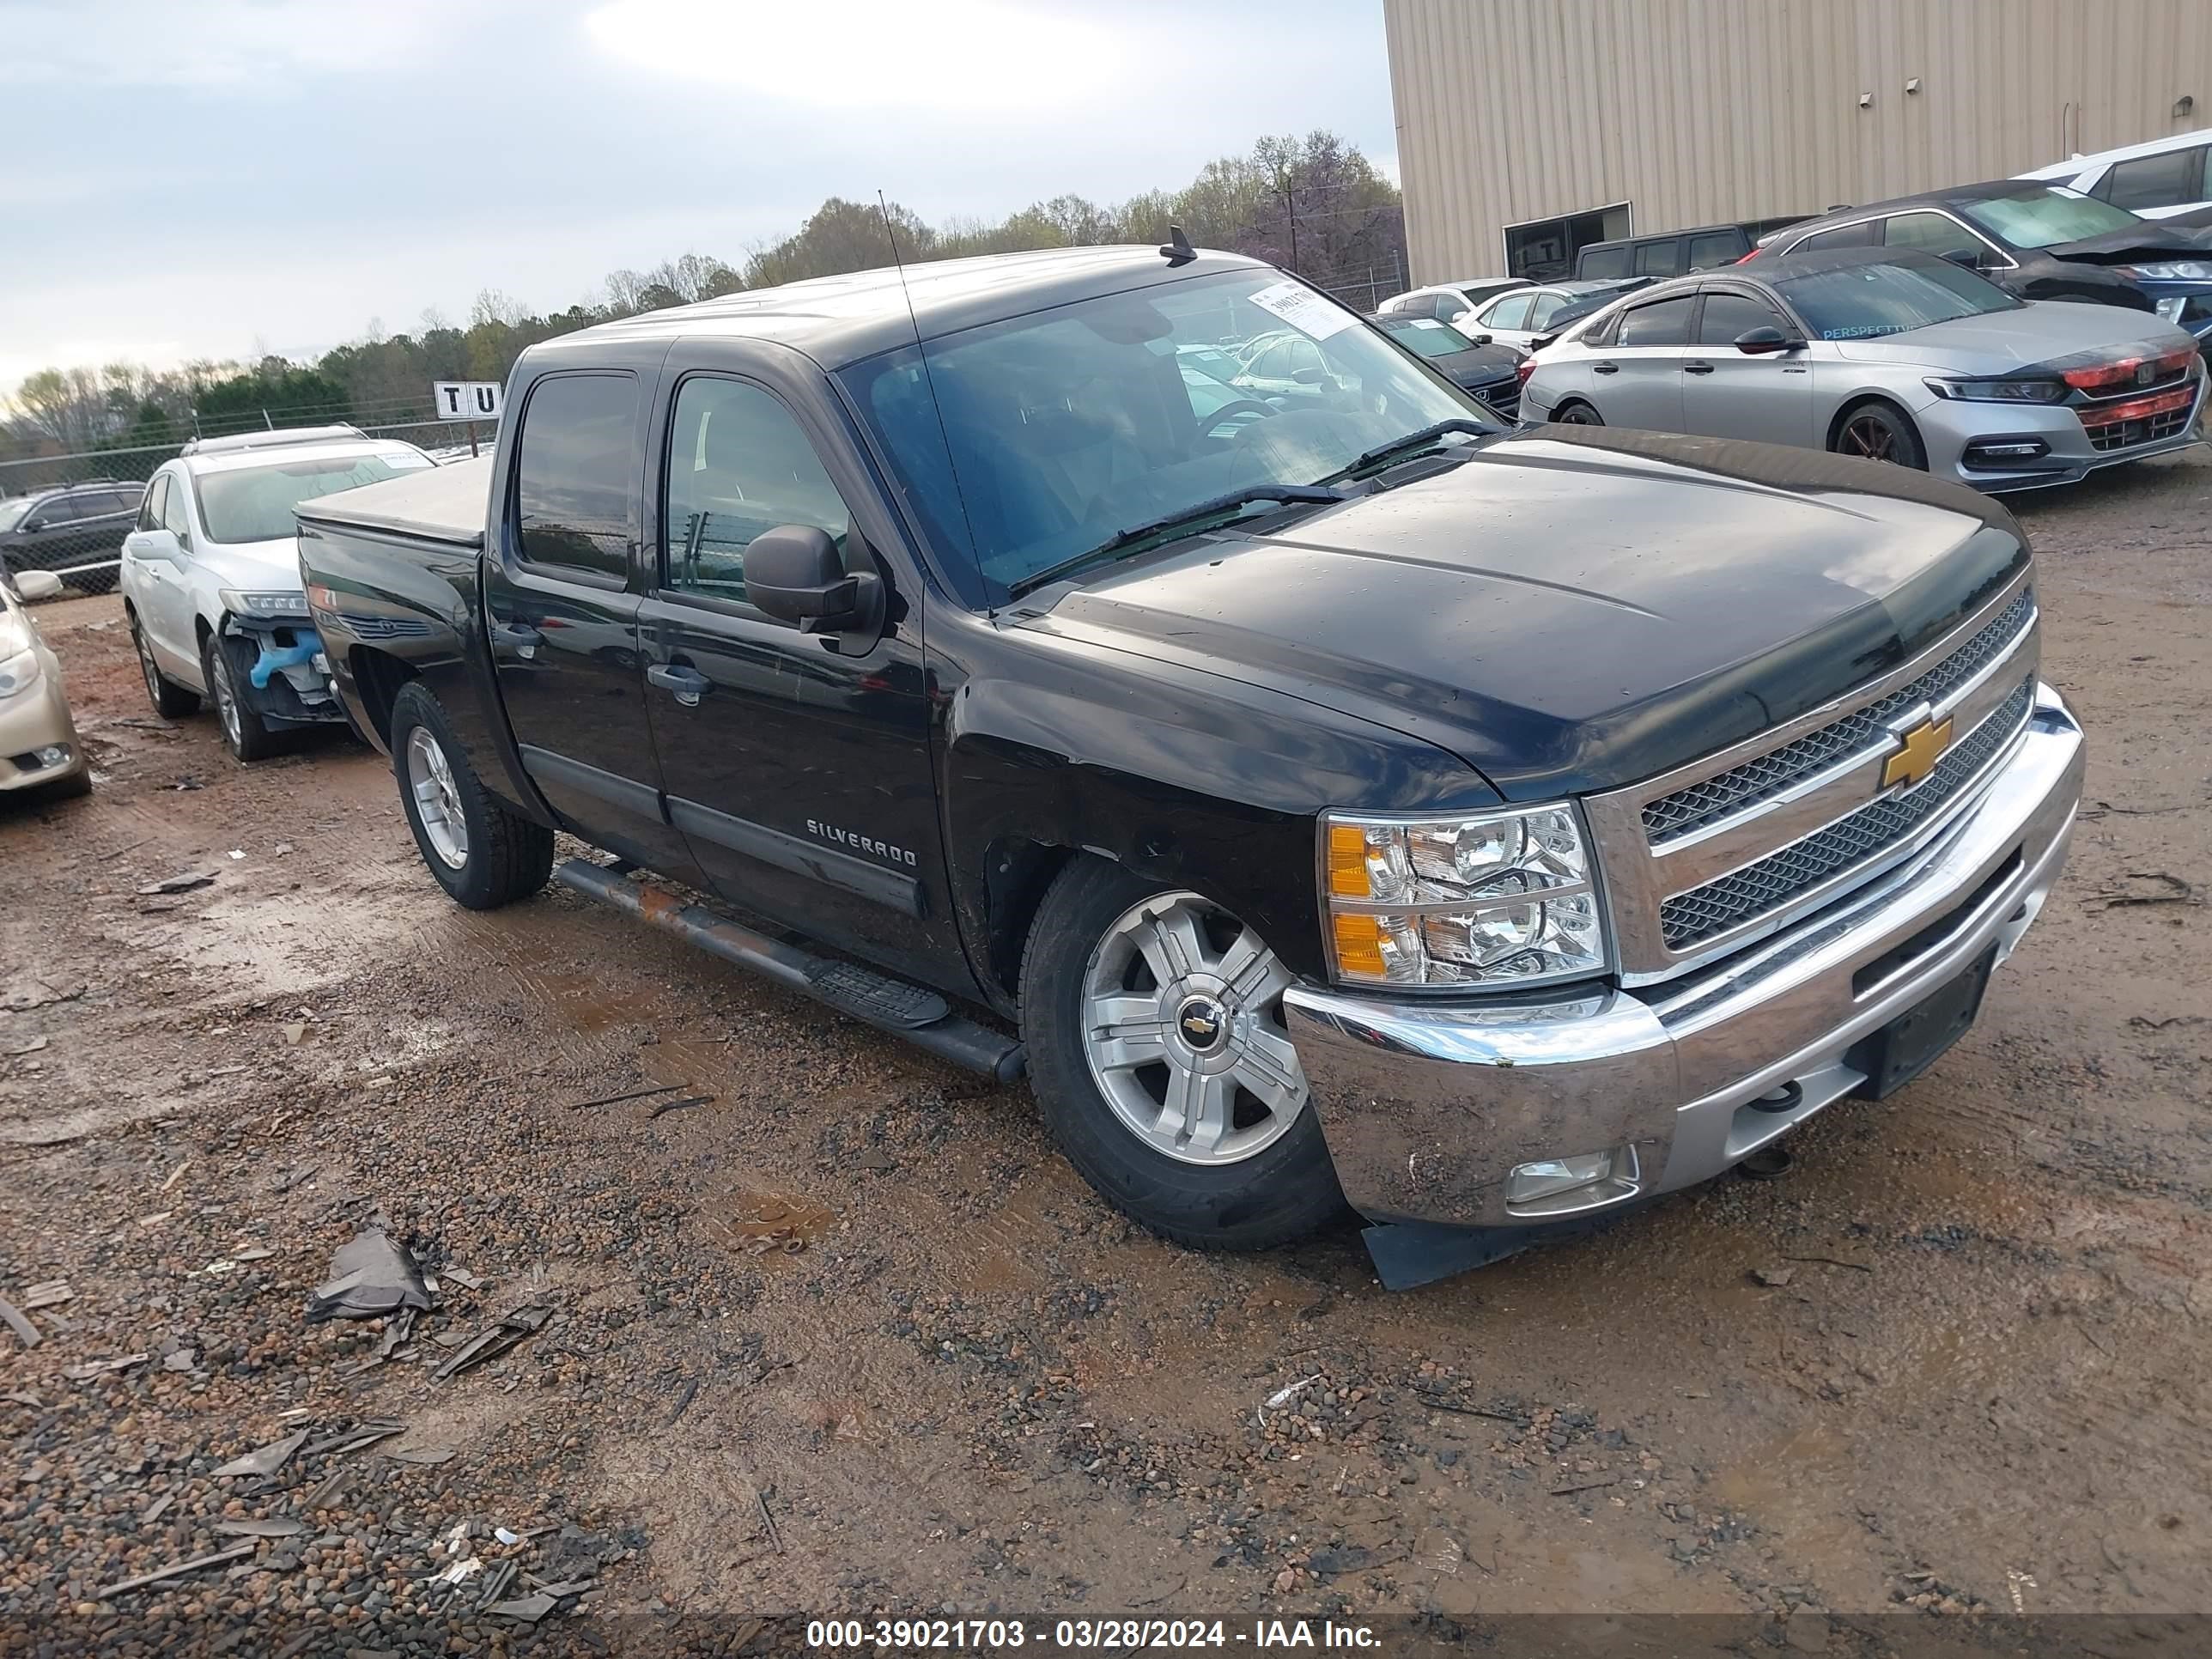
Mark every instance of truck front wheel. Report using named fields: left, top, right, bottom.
left=1019, top=859, right=1346, bottom=1250
left=390, top=683, right=553, bottom=910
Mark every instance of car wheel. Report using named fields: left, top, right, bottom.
left=202, top=632, right=281, bottom=763
left=1831, top=400, right=1927, bottom=470
left=1553, top=400, right=1603, bottom=426
left=390, top=682, right=554, bottom=910
left=1019, top=858, right=1347, bottom=1250
left=131, top=614, right=200, bottom=719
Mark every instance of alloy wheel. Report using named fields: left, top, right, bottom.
left=405, top=727, right=470, bottom=869
left=210, top=646, right=243, bottom=749
left=1841, top=414, right=1898, bottom=462
left=135, top=626, right=163, bottom=708
left=1079, top=890, right=1308, bottom=1165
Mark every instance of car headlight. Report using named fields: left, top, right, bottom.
left=2129, top=260, right=2212, bottom=281
left=1322, top=805, right=1607, bottom=988
left=2154, top=296, right=2189, bottom=320
left=1924, top=377, right=2068, bottom=403
left=0, top=647, right=41, bottom=699
left=221, top=588, right=313, bottom=619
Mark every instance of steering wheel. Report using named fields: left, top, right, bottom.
left=1199, top=399, right=1279, bottom=439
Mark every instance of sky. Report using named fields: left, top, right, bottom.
left=0, top=0, right=1397, bottom=396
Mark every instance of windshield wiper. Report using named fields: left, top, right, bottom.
left=1006, top=484, right=1346, bottom=599
left=1332, top=418, right=1498, bottom=481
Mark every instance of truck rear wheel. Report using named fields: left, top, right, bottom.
left=1019, top=858, right=1346, bottom=1250
left=390, top=682, right=553, bottom=910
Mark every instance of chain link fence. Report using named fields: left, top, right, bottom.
left=0, top=413, right=500, bottom=597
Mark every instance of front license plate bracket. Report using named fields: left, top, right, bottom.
left=1847, top=945, right=1998, bottom=1100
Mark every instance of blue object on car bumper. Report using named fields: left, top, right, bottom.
left=248, top=632, right=322, bottom=690
left=1283, top=684, right=2084, bottom=1231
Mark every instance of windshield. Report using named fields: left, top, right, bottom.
left=1959, top=187, right=2142, bottom=249
left=194, top=452, right=425, bottom=544
left=1379, top=317, right=1476, bottom=359
left=1771, top=258, right=2021, bottom=340
left=841, top=268, right=1481, bottom=600
left=0, top=498, right=34, bottom=533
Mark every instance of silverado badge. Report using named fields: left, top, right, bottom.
left=1883, top=714, right=1954, bottom=789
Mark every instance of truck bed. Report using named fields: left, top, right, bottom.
left=295, top=454, right=490, bottom=548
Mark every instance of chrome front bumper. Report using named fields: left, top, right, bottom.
left=1283, top=684, right=2084, bottom=1229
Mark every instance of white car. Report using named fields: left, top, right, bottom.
left=1375, top=276, right=1528, bottom=325
left=1461, top=279, right=1649, bottom=349
left=121, top=426, right=434, bottom=761
left=2018, top=127, right=2212, bottom=222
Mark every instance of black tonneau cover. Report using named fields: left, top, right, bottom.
left=295, top=455, right=489, bottom=549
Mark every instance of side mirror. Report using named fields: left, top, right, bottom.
left=745, top=524, right=883, bottom=642
left=1291, top=367, right=1326, bottom=386
left=127, top=528, right=184, bottom=562
left=1942, top=247, right=1983, bottom=269
left=15, top=569, right=64, bottom=601
left=1471, top=333, right=1495, bottom=346
left=1735, top=325, right=1800, bottom=355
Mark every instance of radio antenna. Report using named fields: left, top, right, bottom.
left=874, top=190, right=987, bottom=611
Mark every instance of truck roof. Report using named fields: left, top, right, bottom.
left=538, top=243, right=1269, bottom=372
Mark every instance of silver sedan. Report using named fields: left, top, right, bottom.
left=1520, top=246, right=2205, bottom=491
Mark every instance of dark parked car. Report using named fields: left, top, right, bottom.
left=1370, top=313, right=1527, bottom=418
left=1575, top=219, right=1808, bottom=281
left=1747, top=179, right=2212, bottom=348
left=0, top=479, right=144, bottom=593
left=294, top=243, right=2081, bottom=1284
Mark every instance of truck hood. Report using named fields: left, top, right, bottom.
left=2045, top=221, right=2212, bottom=263
left=1832, top=300, right=2194, bottom=372
left=1027, top=426, right=2028, bottom=799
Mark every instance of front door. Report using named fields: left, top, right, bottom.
left=637, top=365, right=965, bottom=989
left=483, top=367, right=695, bottom=875
left=1591, top=292, right=1695, bottom=429
left=1680, top=288, right=1814, bottom=446
left=126, top=475, right=197, bottom=675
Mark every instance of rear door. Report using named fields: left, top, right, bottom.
left=482, top=365, right=697, bottom=875
left=637, top=352, right=965, bottom=987
left=1680, top=287, right=1814, bottom=445
left=1589, top=293, right=1696, bottom=429
left=2093, top=142, right=2212, bottom=219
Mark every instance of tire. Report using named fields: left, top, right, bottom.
left=1018, top=858, right=1347, bottom=1250
left=131, top=612, right=199, bottom=719
left=203, top=631, right=282, bottom=763
left=1830, top=399, right=1926, bottom=470
left=1552, top=399, right=1603, bottom=426
left=389, top=681, right=553, bottom=910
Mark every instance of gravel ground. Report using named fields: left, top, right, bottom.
left=3, top=448, right=2209, bottom=1655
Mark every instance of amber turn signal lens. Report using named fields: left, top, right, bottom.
left=1332, top=911, right=1388, bottom=977
left=1327, top=823, right=1372, bottom=898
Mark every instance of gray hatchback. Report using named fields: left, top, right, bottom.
left=1521, top=247, right=2204, bottom=492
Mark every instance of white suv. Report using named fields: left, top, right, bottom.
left=2018, top=128, right=2212, bottom=222
left=121, top=426, right=433, bottom=761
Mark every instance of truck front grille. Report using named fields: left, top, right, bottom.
left=1657, top=677, right=2035, bottom=951
left=1641, top=590, right=2034, bottom=845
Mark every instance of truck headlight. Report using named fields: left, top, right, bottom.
left=2129, top=260, right=2212, bottom=281
left=1322, top=805, right=1607, bottom=988
left=221, top=588, right=313, bottom=619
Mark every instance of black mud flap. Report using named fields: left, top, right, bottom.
left=1361, top=1206, right=1644, bottom=1291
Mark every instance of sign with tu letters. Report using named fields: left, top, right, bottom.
left=433, top=381, right=503, bottom=421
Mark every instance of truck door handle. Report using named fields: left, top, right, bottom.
left=492, top=622, right=544, bottom=661
left=1592, top=362, right=1619, bottom=374
left=1684, top=362, right=1715, bottom=374
left=647, top=662, right=709, bottom=707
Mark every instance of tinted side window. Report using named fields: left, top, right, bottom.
left=1697, top=291, right=1785, bottom=343
left=1634, top=240, right=1685, bottom=276
left=663, top=379, right=850, bottom=605
left=1884, top=210, right=1982, bottom=258
left=1528, top=293, right=1570, bottom=327
left=1686, top=231, right=1741, bottom=269
left=514, top=374, right=638, bottom=581
left=1796, top=220, right=1878, bottom=252
left=1578, top=245, right=1632, bottom=280
left=140, top=475, right=168, bottom=531
left=36, top=496, right=82, bottom=526
left=1617, top=295, right=1696, bottom=346
left=160, top=477, right=193, bottom=539
left=2104, top=145, right=2209, bottom=211
left=1484, top=293, right=1534, bottom=329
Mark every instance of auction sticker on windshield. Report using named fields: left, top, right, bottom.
left=1248, top=281, right=1356, bottom=340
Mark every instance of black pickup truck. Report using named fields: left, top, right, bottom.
left=295, top=244, right=2083, bottom=1278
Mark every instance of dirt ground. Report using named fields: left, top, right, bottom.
left=3, top=449, right=2209, bottom=1655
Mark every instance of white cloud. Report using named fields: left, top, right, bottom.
left=581, top=0, right=1130, bottom=111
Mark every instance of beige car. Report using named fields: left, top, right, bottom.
left=0, top=570, right=90, bottom=800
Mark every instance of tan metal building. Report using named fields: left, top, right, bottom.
left=1384, top=0, right=2212, bottom=283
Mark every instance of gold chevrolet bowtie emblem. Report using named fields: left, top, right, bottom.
left=1883, top=715, right=1954, bottom=789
